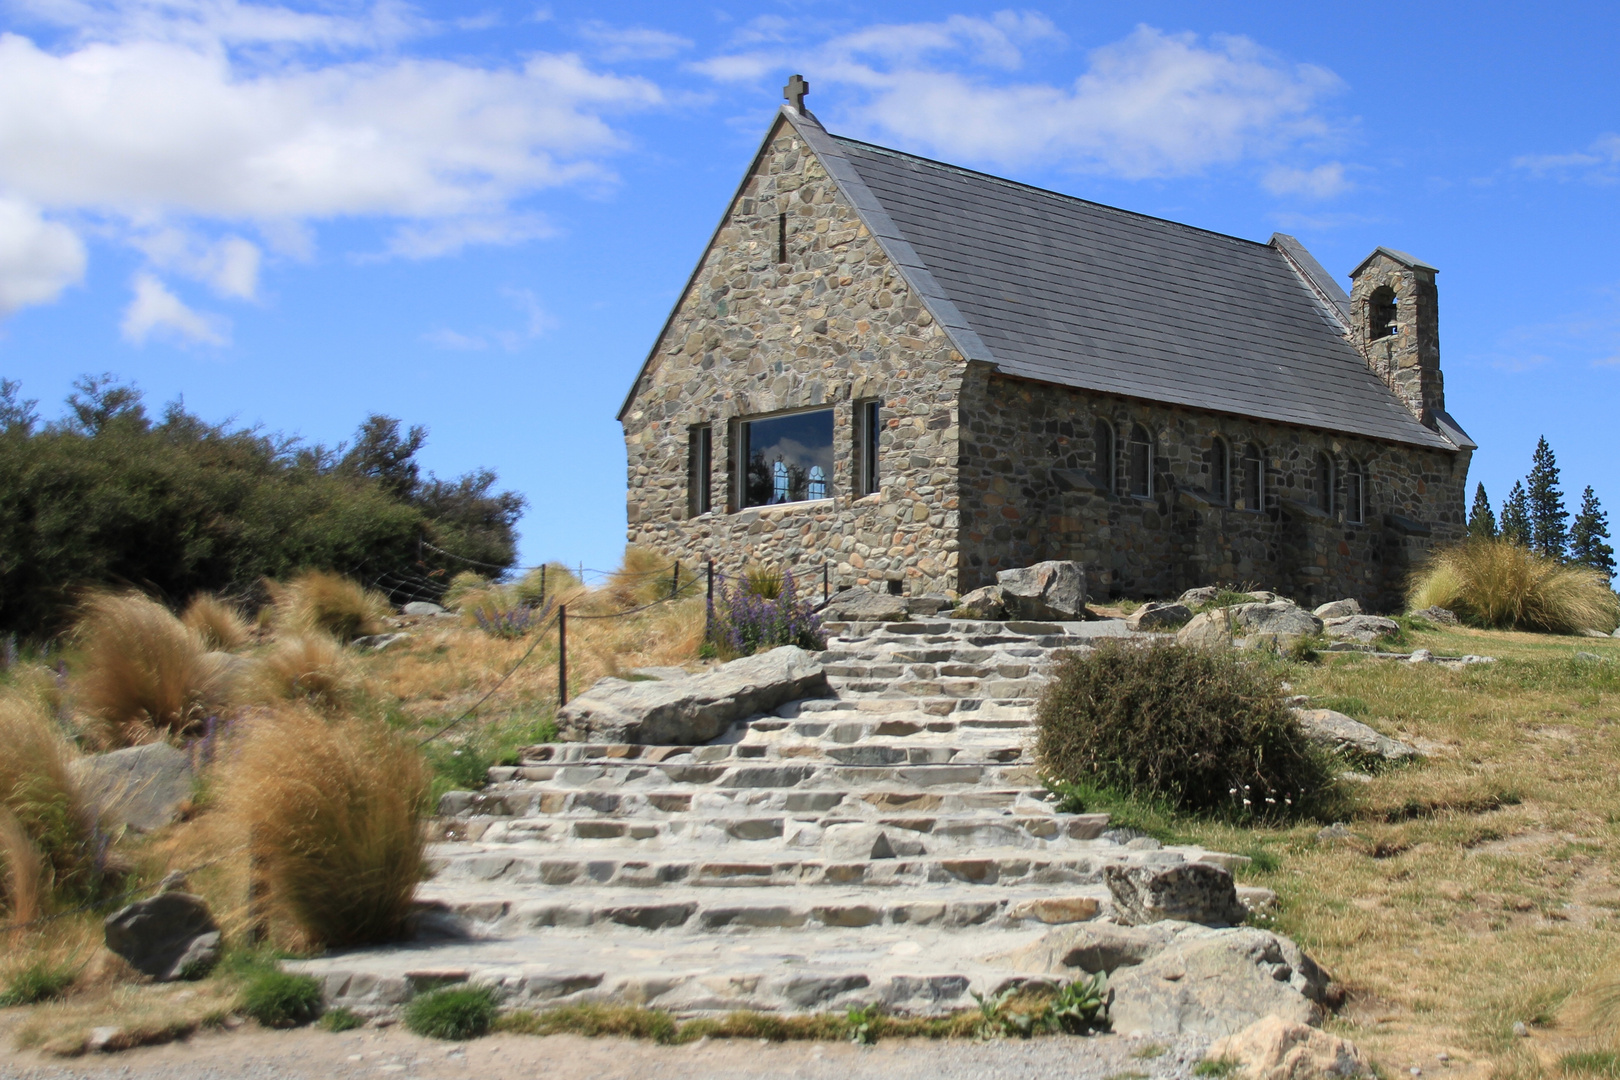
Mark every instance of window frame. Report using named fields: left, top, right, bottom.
left=1345, top=461, right=1366, bottom=524
left=688, top=423, right=713, bottom=517
left=854, top=398, right=882, bottom=497
left=734, top=405, right=837, bottom=510
left=1240, top=444, right=1265, bottom=512
left=1127, top=423, right=1154, bottom=500
left=1317, top=452, right=1337, bottom=516
left=1093, top=419, right=1117, bottom=494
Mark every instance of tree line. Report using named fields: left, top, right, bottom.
left=1468, top=436, right=1615, bottom=578
left=0, top=375, right=524, bottom=635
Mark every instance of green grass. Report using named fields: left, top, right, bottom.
left=1563, top=1052, right=1620, bottom=1077
left=317, top=1007, right=365, bottom=1032
left=0, top=961, right=77, bottom=1006
left=423, top=712, right=557, bottom=803
left=403, top=984, right=498, bottom=1040
left=1046, top=777, right=1185, bottom=843
left=1194, top=1059, right=1239, bottom=1078
left=497, top=1002, right=989, bottom=1044
left=239, top=970, right=323, bottom=1028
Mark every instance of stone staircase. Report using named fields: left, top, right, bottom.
left=289, top=619, right=1246, bottom=1018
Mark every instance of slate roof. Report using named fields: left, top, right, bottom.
left=786, top=112, right=1457, bottom=451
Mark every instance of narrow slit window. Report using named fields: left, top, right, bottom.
left=1210, top=437, right=1229, bottom=505
left=1346, top=462, right=1365, bottom=524
left=688, top=423, right=712, bottom=516
left=1128, top=424, right=1153, bottom=498
left=1242, top=445, right=1264, bottom=511
left=739, top=408, right=835, bottom=508
left=855, top=399, right=882, bottom=496
left=777, top=212, right=787, bottom=265
left=1093, top=419, right=1116, bottom=493
left=1317, top=453, right=1336, bottom=515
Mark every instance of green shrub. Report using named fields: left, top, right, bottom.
left=317, top=1007, right=365, bottom=1032
left=404, top=984, right=497, bottom=1040
left=239, top=970, right=323, bottom=1028
left=1194, top=1059, right=1239, bottom=1078
left=1035, top=640, right=1336, bottom=821
left=1408, top=538, right=1620, bottom=634
left=0, top=960, right=76, bottom=1006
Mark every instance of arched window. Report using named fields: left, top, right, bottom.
left=1368, top=286, right=1397, bottom=340
left=1316, top=453, right=1336, bottom=516
left=1345, top=461, right=1365, bottom=524
left=1094, top=419, right=1117, bottom=493
left=1128, top=424, right=1153, bottom=498
left=807, top=465, right=827, bottom=500
left=1241, top=444, right=1264, bottom=511
left=1210, top=437, right=1230, bottom=505
left=771, top=459, right=791, bottom=503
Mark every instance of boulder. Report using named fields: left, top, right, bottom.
left=1104, top=862, right=1248, bottom=927
left=1312, top=599, right=1362, bottom=620
left=1229, top=603, right=1322, bottom=641
left=351, top=632, right=410, bottom=652
left=904, top=594, right=952, bottom=617
left=821, top=587, right=908, bottom=623
left=1321, top=615, right=1399, bottom=646
left=402, top=601, right=447, bottom=616
left=1179, top=587, right=1221, bottom=606
left=998, top=920, right=1188, bottom=975
left=104, top=891, right=221, bottom=981
left=1178, top=609, right=1234, bottom=649
left=996, top=561, right=1087, bottom=620
left=1127, top=602, right=1193, bottom=632
left=955, top=585, right=1010, bottom=620
left=1206, top=1014, right=1371, bottom=1080
left=557, top=646, right=830, bottom=745
left=820, top=823, right=897, bottom=861
left=1107, top=927, right=1331, bottom=1036
left=72, top=743, right=194, bottom=833
left=1411, top=606, right=1459, bottom=625
left=1292, top=709, right=1419, bottom=764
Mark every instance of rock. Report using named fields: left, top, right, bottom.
left=438, top=790, right=476, bottom=817
left=1127, top=603, right=1193, bottom=632
left=955, top=585, right=1009, bottom=620
left=1107, top=927, right=1331, bottom=1036
left=1614, top=627, right=1620, bottom=639
left=351, top=632, right=410, bottom=652
left=1008, top=896, right=1101, bottom=924
left=86, top=1027, right=124, bottom=1053
left=1178, top=609, right=1234, bottom=649
left=1321, top=615, right=1400, bottom=646
left=1575, top=652, right=1605, bottom=663
left=1582, top=629, right=1611, bottom=639
left=905, top=594, right=951, bottom=617
left=1292, top=709, right=1418, bottom=764
left=1312, top=599, right=1362, bottom=620
left=998, top=920, right=1188, bottom=974
left=1229, top=603, right=1323, bottom=641
left=1407, top=649, right=1432, bottom=664
left=630, top=666, right=690, bottom=681
left=996, top=561, right=1087, bottom=621
left=1179, top=587, right=1221, bottom=606
left=403, top=601, right=447, bottom=616
left=821, top=587, right=908, bottom=623
left=1513, top=1021, right=1529, bottom=1038
left=1411, top=606, right=1458, bottom=625
left=557, top=646, right=830, bottom=745
left=1315, top=823, right=1355, bottom=843
left=1206, top=1014, right=1371, bottom=1080
left=72, top=743, right=194, bottom=833
left=820, top=823, right=896, bottom=861
left=1104, top=862, right=1248, bottom=927
left=104, top=891, right=221, bottom=980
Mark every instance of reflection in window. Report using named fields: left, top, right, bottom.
left=741, top=409, right=835, bottom=508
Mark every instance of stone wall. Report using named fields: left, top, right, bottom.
left=957, top=370, right=1470, bottom=611
left=620, top=115, right=966, bottom=596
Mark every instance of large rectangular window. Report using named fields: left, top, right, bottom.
left=739, top=408, right=834, bottom=508
left=688, top=424, right=712, bottom=516
left=854, top=398, right=881, bottom=496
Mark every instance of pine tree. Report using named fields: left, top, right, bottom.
left=1526, top=436, right=1568, bottom=558
left=1501, top=481, right=1532, bottom=546
left=1570, top=486, right=1616, bottom=579
left=1467, top=483, right=1497, bottom=539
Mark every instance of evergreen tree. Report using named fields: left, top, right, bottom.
left=1570, top=486, right=1616, bottom=579
left=1467, top=483, right=1497, bottom=539
left=1501, top=481, right=1532, bottom=546
left=1526, top=436, right=1569, bottom=558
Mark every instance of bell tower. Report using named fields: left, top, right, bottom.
left=1348, top=247, right=1443, bottom=426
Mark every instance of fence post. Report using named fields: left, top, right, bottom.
left=672, top=562, right=680, bottom=600
left=558, top=605, right=569, bottom=708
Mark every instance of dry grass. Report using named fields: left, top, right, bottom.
left=219, top=706, right=428, bottom=948
left=180, top=593, right=254, bottom=652
left=72, top=591, right=230, bottom=746
left=1409, top=539, right=1620, bottom=634
left=265, top=570, right=390, bottom=644
left=10, top=977, right=240, bottom=1055
left=0, top=697, right=100, bottom=916
left=606, top=546, right=696, bottom=608
left=247, top=632, right=357, bottom=710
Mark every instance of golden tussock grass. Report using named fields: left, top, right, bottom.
left=605, top=546, right=697, bottom=609
left=180, top=593, right=254, bottom=652
left=220, top=706, right=428, bottom=948
left=0, top=696, right=100, bottom=916
left=11, top=977, right=240, bottom=1055
left=72, top=591, right=229, bottom=746
left=247, top=631, right=357, bottom=710
left=265, top=570, right=390, bottom=643
left=1409, top=539, right=1620, bottom=634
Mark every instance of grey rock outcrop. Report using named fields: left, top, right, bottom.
left=996, top=561, right=1087, bottom=620
left=1177, top=609, right=1234, bottom=649
left=822, top=587, right=908, bottom=623
left=1105, top=862, right=1248, bottom=927
left=1292, top=709, right=1418, bottom=764
left=1179, top=587, right=1220, bottom=606
left=557, top=646, right=830, bottom=745
left=72, top=743, right=194, bottom=833
left=1411, top=606, right=1459, bottom=625
left=1312, top=599, right=1362, bottom=620
left=402, top=601, right=447, bottom=616
left=1321, top=615, right=1400, bottom=646
left=954, top=585, right=1009, bottom=620
left=1229, top=602, right=1322, bottom=640
left=351, top=632, right=410, bottom=652
left=1207, top=1014, right=1372, bottom=1080
left=1127, top=602, right=1193, bottom=632
left=104, top=891, right=221, bottom=981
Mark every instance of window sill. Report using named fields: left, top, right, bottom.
left=735, top=498, right=837, bottom=518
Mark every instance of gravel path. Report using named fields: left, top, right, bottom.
left=0, top=1027, right=1214, bottom=1080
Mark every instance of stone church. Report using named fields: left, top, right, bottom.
left=619, top=80, right=1475, bottom=611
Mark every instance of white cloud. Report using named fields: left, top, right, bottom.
left=578, top=21, right=692, bottom=62
left=130, top=227, right=261, bottom=298
left=383, top=215, right=555, bottom=260
left=424, top=285, right=554, bottom=351
left=121, top=272, right=229, bottom=345
left=0, top=195, right=86, bottom=316
left=698, top=19, right=1344, bottom=181
left=1513, top=134, right=1620, bottom=181
left=1263, top=162, right=1352, bottom=199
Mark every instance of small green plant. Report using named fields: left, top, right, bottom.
left=1047, top=972, right=1109, bottom=1033
left=404, top=984, right=498, bottom=1040
left=1286, top=635, right=1322, bottom=663
left=972, top=975, right=1107, bottom=1039
left=317, top=1007, right=365, bottom=1032
left=1195, top=1058, right=1240, bottom=1078
left=845, top=1001, right=882, bottom=1044
left=0, top=960, right=77, bottom=1006
left=239, top=970, right=323, bottom=1028
left=1134, top=1042, right=1168, bottom=1059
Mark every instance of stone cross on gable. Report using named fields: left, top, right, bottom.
left=783, top=74, right=809, bottom=111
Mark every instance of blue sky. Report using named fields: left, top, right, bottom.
left=0, top=0, right=1616, bottom=572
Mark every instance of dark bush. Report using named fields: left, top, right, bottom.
left=404, top=984, right=498, bottom=1040
left=1035, top=640, right=1335, bottom=821
left=240, top=970, right=324, bottom=1028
